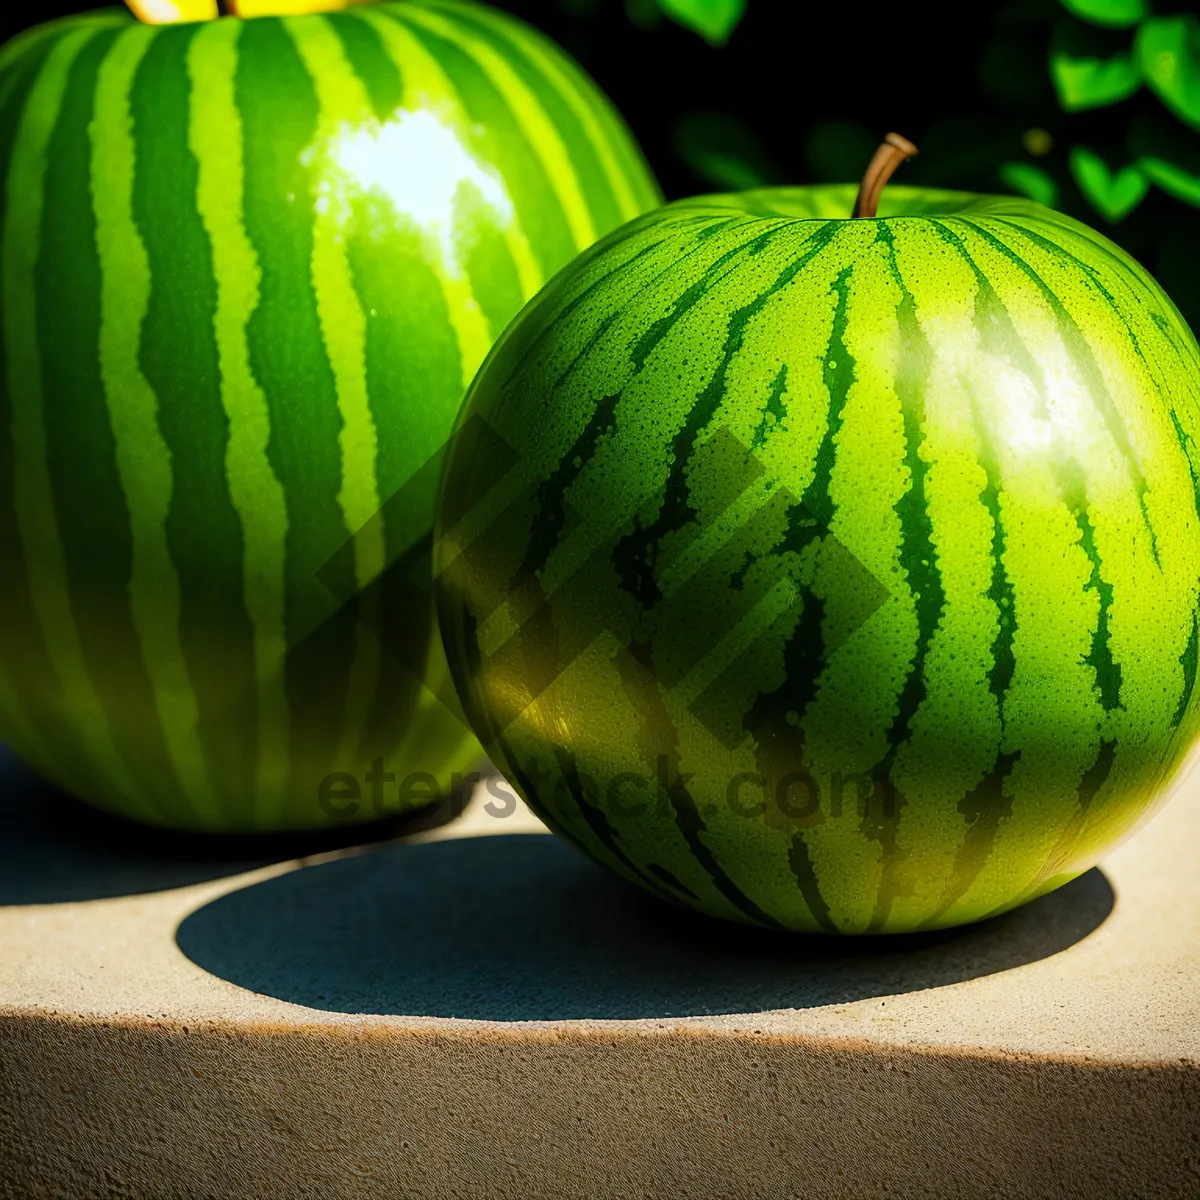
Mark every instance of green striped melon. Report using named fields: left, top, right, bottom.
left=435, top=184, right=1200, bottom=932
left=0, top=0, right=660, bottom=831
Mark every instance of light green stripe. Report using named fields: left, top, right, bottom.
left=187, top=20, right=291, bottom=822
left=92, top=23, right=218, bottom=822
left=3, top=25, right=151, bottom=817
left=880, top=222, right=1004, bottom=927
left=284, top=14, right=386, bottom=776
left=445, top=0, right=648, bottom=221
left=790, top=226, right=912, bottom=931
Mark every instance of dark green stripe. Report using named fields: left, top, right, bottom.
left=345, top=203, right=461, bottom=551
left=550, top=744, right=685, bottom=907
left=499, top=214, right=733, bottom=393
left=1059, top=464, right=1121, bottom=712
left=235, top=17, right=356, bottom=783
left=742, top=581, right=838, bottom=932
left=657, top=432, right=784, bottom=694
left=325, top=11, right=402, bottom=122
left=1031, top=215, right=1200, bottom=403
left=426, top=2, right=624, bottom=237
left=0, top=13, right=131, bottom=82
left=514, top=390, right=620, bottom=588
left=967, top=387, right=1019, bottom=703
left=0, top=30, right=58, bottom=110
left=935, top=219, right=1126, bottom=719
left=470, top=532, right=636, bottom=734
left=939, top=222, right=1050, bottom=418
left=455, top=179, right=526, bottom=343
left=1173, top=613, right=1199, bottom=730
left=998, top=216, right=1187, bottom=386
left=788, top=834, right=839, bottom=933
left=998, top=217, right=1200, bottom=470
left=1003, top=220, right=1200, bottom=547
left=130, top=23, right=258, bottom=819
left=922, top=752, right=1017, bottom=929
left=1079, top=737, right=1118, bottom=810
left=0, top=32, right=87, bottom=769
left=1168, top=410, right=1200, bottom=731
left=616, top=640, right=783, bottom=927
left=489, top=729, right=595, bottom=859
left=382, top=8, right=576, bottom=279
left=1016, top=737, right=1118, bottom=905
left=1169, top=408, right=1200, bottom=517
left=37, top=25, right=185, bottom=806
left=750, top=362, right=788, bottom=451
left=613, top=222, right=841, bottom=610
left=737, top=267, right=855, bottom=932
left=941, top=215, right=1127, bottom=713
left=660, top=776, right=781, bottom=927
left=803, top=264, right=854, bottom=529
left=864, top=222, right=943, bottom=934
left=646, top=860, right=700, bottom=902
left=627, top=222, right=800, bottom=372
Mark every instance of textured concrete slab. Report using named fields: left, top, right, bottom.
left=0, top=743, right=1197, bottom=1198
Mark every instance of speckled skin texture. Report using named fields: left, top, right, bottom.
left=435, top=185, right=1200, bottom=933
left=0, top=745, right=1198, bottom=1197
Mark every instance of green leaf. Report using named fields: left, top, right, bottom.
left=1051, top=47, right=1141, bottom=110
left=1129, top=113, right=1200, bottom=207
left=1059, top=0, right=1146, bottom=31
left=1140, top=156, right=1200, bottom=205
left=1069, top=146, right=1149, bottom=221
left=675, top=112, right=773, bottom=189
left=1050, top=18, right=1142, bottom=111
left=999, top=162, right=1060, bottom=208
left=656, top=0, right=746, bottom=45
left=1137, top=16, right=1200, bottom=129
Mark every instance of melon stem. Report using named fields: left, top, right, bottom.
left=852, top=132, right=919, bottom=219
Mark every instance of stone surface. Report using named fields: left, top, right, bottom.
left=0, top=743, right=1197, bottom=1198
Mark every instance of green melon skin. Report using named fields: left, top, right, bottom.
left=0, top=2, right=661, bottom=831
left=436, top=184, right=1200, bottom=933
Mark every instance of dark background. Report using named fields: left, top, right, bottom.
left=3, top=0, right=1199, bottom=327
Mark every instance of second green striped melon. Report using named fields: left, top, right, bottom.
left=436, top=183, right=1200, bottom=932
left=0, top=0, right=660, bottom=830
